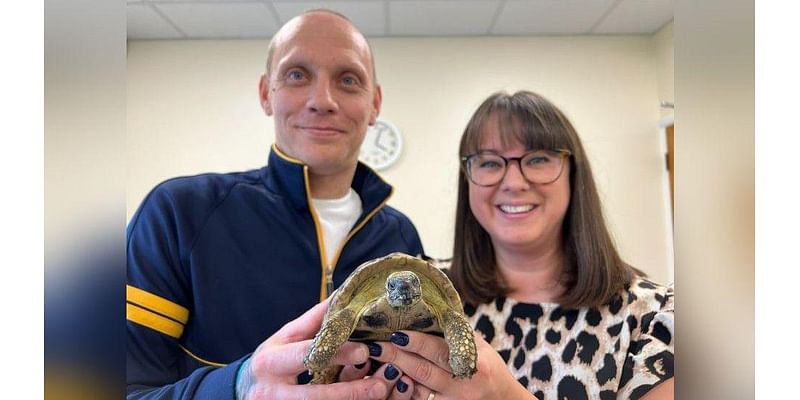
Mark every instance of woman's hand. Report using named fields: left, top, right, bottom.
left=368, top=330, right=534, bottom=400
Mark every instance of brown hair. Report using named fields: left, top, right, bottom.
left=450, top=90, right=639, bottom=308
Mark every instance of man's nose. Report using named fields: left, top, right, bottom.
left=307, top=79, right=338, bottom=114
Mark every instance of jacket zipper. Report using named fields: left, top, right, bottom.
left=299, top=163, right=394, bottom=300
left=272, top=146, right=342, bottom=300
left=322, top=192, right=394, bottom=299
left=326, top=265, right=335, bottom=299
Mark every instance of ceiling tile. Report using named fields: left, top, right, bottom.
left=594, top=0, right=674, bottom=34
left=127, top=0, right=676, bottom=40
left=390, top=0, right=501, bottom=36
left=493, top=0, right=617, bottom=35
left=152, top=0, right=257, bottom=1
left=127, top=4, right=183, bottom=39
left=272, top=1, right=386, bottom=36
left=155, top=3, right=278, bottom=39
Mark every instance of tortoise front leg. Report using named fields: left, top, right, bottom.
left=304, top=308, right=356, bottom=384
left=441, top=309, right=478, bottom=379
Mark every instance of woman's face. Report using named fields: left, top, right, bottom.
left=468, top=115, right=571, bottom=255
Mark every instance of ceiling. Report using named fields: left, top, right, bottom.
left=127, top=0, right=673, bottom=40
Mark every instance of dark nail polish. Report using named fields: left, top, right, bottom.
left=396, top=380, right=408, bottom=393
left=390, top=331, right=409, bottom=346
left=354, top=362, right=366, bottom=369
left=296, top=370, right=313, bottom=384
left=366, top=342, right=382, bottom=357
left=384, top=364, right=399, bottom=380
left=368, top=359, right=382, bottom=375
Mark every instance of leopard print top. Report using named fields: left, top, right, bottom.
left=464, top=277, right=674, bottom=400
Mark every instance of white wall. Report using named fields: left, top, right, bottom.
left=653, top=21, right=675, bottom=283
left=128, top=34, right=673, bottom=284
left=654, top=21, right=675, bottom=119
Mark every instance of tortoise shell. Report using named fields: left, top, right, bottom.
left=304, top=252, right=477, bottom=383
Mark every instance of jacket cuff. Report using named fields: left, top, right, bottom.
left=193, top=357, right=247, bottom=400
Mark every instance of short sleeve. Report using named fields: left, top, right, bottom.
left=618, top=284, right=674, bottom=399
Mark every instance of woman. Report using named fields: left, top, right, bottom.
left=367, top=91, right=674, bottom=399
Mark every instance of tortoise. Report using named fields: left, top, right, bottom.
left=303, top=252, right=478, bottom=384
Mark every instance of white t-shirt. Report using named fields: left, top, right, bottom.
left=311, top=188, right=363, bottom=266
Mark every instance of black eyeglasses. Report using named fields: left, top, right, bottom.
left=460, top=149, right=572, bottom=186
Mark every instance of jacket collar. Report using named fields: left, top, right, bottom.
left=261, top=144, right=393, bottom=215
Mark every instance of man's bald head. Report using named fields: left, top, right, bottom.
left=265, top=9, right=378, bottom=87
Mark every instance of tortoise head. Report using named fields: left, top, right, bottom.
left=386, top=271, right=421, bottom=308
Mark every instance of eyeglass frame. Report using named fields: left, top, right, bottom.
left=460, top=148, right=573, bottom=187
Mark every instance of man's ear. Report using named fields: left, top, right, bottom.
left=258, top=74, right=273, bottom=116
left=369, top=84, right=382, bottom=125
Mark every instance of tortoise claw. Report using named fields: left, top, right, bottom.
left=443, top=310, right=478, bottom=379
left=304, top=308, right=356, bottom=383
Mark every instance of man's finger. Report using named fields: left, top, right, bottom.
left=251, top=339, right=314, bottom=377
left=283, top=377, right=389, bottom=400
left=254, top=340, right=370, bottom=378
left=338, top=361, right=370, bottom=382
left=332, top=342, right=370, bottom=366
left=268, top=298, right=332, bottom=345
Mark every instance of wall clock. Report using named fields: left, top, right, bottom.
left=359, top=119, right=403, bottom=171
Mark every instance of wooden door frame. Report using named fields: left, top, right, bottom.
left=659, top=114, right=675, bottom=284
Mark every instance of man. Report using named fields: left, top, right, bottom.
left=127, top=10, right=423, bottom=399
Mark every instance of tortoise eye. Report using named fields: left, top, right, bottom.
left=388, top=281, right=397, bottom=290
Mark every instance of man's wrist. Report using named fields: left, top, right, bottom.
left=234, top=356, right=252, bottom=400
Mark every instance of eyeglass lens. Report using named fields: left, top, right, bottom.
left=467, top=150, right=565, bottom=185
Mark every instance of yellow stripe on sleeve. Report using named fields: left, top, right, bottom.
left=126, top=303, right=185, bottom=338
left=179, top=344, right=227, bottom=368
left=126, top=285, right=189, bottom=324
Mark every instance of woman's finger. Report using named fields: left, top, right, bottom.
left=412, top=383, right=436, bottom=400
left=388, top=376, right=414, bottom=400
left=388, top=331, right=452, bottom=372
left=368, top=341, right=452, bottom=393
left=361, top=361, right=404, bottom=399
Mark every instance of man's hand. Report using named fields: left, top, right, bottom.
left=235, top=299, right=400, bottom=400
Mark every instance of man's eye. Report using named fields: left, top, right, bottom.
left=287, top=70, right=306, bottom=81
left=341, top=75, right=359, bottom=87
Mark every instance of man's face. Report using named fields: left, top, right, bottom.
left=259, top=14, right=381, bottom=177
